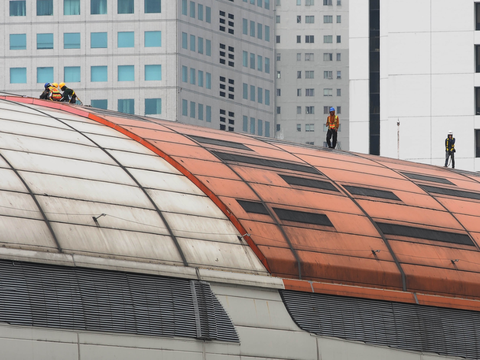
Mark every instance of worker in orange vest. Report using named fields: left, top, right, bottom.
left=49, top=83, right=62, bottom=101
left=326, top=107, right=339, bottom=149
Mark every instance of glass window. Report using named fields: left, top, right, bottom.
left=265, top=26, right=270, bottom=42
left=297, top=88, right=301, bottom=96
left=91, top=66, right=108, bottom=81
left=91, top=0, right=107, bottom=14
left=37, top=67, right=53, bottom=83
left=182, top=99, right=188, bottom=115
left=306, top=89, right=314, bottom=96
left=337, top=70, right=341, bottom=79
left=297, top=53, right=301, bottom=61
left=306, top=15, right=314, bottom=23
left=206, top=39, right=211, bottom=56
left=64, top=33, right=80, bottom=49
left=190, top=1, right=195, bottom=18
left=91, top=32, right=108, bottom=48
left=243, top=116, right=248, bottom=132
left=258, top=120, right=263, bottom=136
left=265, top=89, right=270, bottom=105
left=250, top=85, right=255, bottom=101
left=324, top=52, right=333, bottom=61
left=305, top=53, right=314, bottom=61
left=250, top=53, right=255, bottom=69
left=297, top=71, right=301, bottom=79
left=182, top=66, right=187, bottom=82
left=64, top=0, right=80, bottom=15
left=297, top=124, right=301, bottom=132
left=276, top=53, right=281, bottom=61
left=337, top=88, right=341, bottom=96
left=250, top=117, right=255, bottom=134
left=118, top=0, right=134, bottom=13
left=476, top=130, right=480, bottom=157
left=305, top=0, right=314, bottom=5
left=37, top=33, right=53, bottom=49
left=336, top=35, right=341, bottom=43
left=145, top=65, right=161, bottom=80
left=276, top=15, right=280, bottom=23
left=323, top=88, right=333, bottom=96
left=297, top=106, right=302, bottom=114
left=206, top=105, right=211, bottom=122
left=324, top=15, right=332, bottom=23
left=10, top=34, right=26, bottom=50
left=297, top=15, right=301, bottom=23
left=206, top=6, right=211, bottom=22
left=190, top=101, right=196, bottom=118
left=258, top=0, right=262, bottom=7
left=257, top=55, right=263, bottom=71
left=276, top=35, right=280, bottom=43
left=10, top=1, right=26, bottom=16
left=145, top=0, right=161, bottom=13
left=258, top=87, right=263, bottom=104
left=118, top=99, right=135, bottom=114
left=337, top=15, right=341, bottom=23
left=118, top=32, right=134, bottom=47
left=265, top=57, right=270, bottom=73
left=306, top=70, right=314, bottom=78
left=190, top=34, right=195, bottom=51
left=250, top=21, right=255, bottom=37
left=265, top=0, right=270, bottom=9
left=243, top=51, right=248, bottom=67
left=305, top=35, right=314, bottom=43
left=64, top=66, right=81, bottom=82
left=336, top=52, right=341, bottom=61
left=257, top=23, right=262, bottom=39
left=145, top=98, right=162, bottom=114
left=305, top=106, right=314, bottom=114
left=198, top=3, right=203, bottom=20
left=243, top=83, right=248, bottom=99
left=198, top=70, right=204, bottom=87
left=181, top=0, right=187, bottom=15
left=265, top=121, right=270, bottom=137
left=91, top=99, right=108, bottom=109
left=198, top=103, right=204, bottom=120
left=10, top=68, right=27, bottom=83
left=37, top=0, right=53, bottom=15
left=297, top=35, right=301, bottom=44
left=190, top=68, right=196, bottom=85
left=182, top=32, right=188, bottom=49
left=324, top=35, right=333, bottom=43
left=145, top=31, right=161, bottom=47
left=206, top=72, right=211, bottom=89
left=323, top=0, right=332, bottom=4
left=243, top=19, right=248, bottom=35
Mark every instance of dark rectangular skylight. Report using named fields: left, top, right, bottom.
left=344, top=185, right=400, bottom=201
left=188, top=135, right=253, bottom=151
left=212, top=151, right=321, bottom=175
left=279, top=174, right=338, bottom=192
left=237, top=200, right=270, bottom=215
left=376, top=222, right=474, bottom=246
left=402, top=172, right=455, bottom=186
left=419, top=185, right=480, bottom=201
left=273, top=207, right=333, bottom=227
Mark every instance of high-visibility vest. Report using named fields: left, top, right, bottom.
left=49, top=86, right=62, bottom=101
left=327, top=115, right=339, bottom=129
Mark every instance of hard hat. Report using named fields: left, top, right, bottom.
left=448, top=130, right=453, bottom=135
left=329, top=107, right=335, bottom=112
left=59, top=82, right=66, bottom=89
left=44, top=82, right=50, bottom=88
left=51, top=83, right=58, bottom=88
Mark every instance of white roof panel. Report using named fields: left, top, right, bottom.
left=0, top=168, right=28, bottom=193
left=0, top=215, right=57, bottom=250
left=87, top=133, right=155, bottom=154
left=128, top=168, right=205, bottom=195
left=0, top=191, right=43, bottom=220
left=108, top=150, right=181, bottom=174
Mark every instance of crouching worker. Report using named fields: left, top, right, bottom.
left=49, top=83, right=62, bottom=101
left=39, top=83, right=51, bottom=99
left=59, top=82, right=77, bottom=103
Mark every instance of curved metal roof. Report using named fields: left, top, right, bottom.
left=2, top=96, right=480, bottom=311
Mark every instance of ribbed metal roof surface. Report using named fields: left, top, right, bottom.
left=2, top=96, right=480, bottom=310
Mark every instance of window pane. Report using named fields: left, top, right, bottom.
left=10, top=1, right=26, bottom=16
left=118, top=99, right=135, bottom=114
left=258, top=87, right=263, bottom=103
left=190, top=68, right=196, bottom=85
left=198, top=37, right=203, bottom=54
left=182, top=99, right=188, bottom=115
left=250, top=53, right=255, bottom=69
left=243, top=116, right=248, bottom=132
left=91, top=0, right=107, bottom=14
left=145, top=65, right=161, bottom=80
left=257, top=23, right=262, bottom=39
left=190, top=34, right=195, bottom=51
left=37, top=67, right=53, bottom=83
left=265, top=121, right=270, bottom=137
left=182, top=0, right=187, bottom=15
left=145, top=98, right=162, bottom=114
left=118, top=65, right=134, bottom=81
left=10, top=68, right=27, bottom=83
left=190, top=1, right=195, bottom=17
left=91, top=32, right=108, bottom=48
left=206, top=72, right=211, bottom=89
left=250, top=117, right=255, bottom=134
left=64, top=33, right=80, bottom=49
left=258, top=120, right=263, bottom=136
left=37, top=0, right=53, bottom=15
left=190, top=101, right=196, bottom=118
left=198, top=4, right=203, bottom=20
left=182, top=66, right=188, bottom=82
left=10, top=34, right=26, bottom=50
left=206, top=40, right=211, bottom=56
left=198, top=70, right=203, bottom=87
left=91, top=99, right=108, bottom=109
left=91, top=66, right=108, bottom=81
left=250, top=85, right=255, bottom=101
left=243, top=19, right=248, bottom=35
left=64, top=66, right=81, bottom=82
left=64, top=0, right=80, bottom=15
left=145, top=0, right=161, bottom=13
left=37, top=33, right=53, bottom=49
left=198, top=103, right=204, bottom=120
left=118, top=32, right=134, bottom=47
left=265, top=0, right=270, bottom=9
left=257, top=55, right=263, bottom=71
left=145, top=31, right=161, bottom=47
left=265, top=26, right=270, bottom=42
left=182, top=32, right=188, bottom=49
left=206, top=6, right=211, bottom=22
left=265, top=57, right=270, bottom=73
left=206, top=105, right=211, bottom=122
left=243, top=83, right=248, bottom=99
left=118, top=0, right=134, bottom=13
left=250, top=21, right=255, bottom=37
left=265, top=89, right=270, bottom=105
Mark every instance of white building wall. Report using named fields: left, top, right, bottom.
left=350, top=0, right=479, bottom=171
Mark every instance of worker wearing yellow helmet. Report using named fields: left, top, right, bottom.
left=48, top=83, right=62, bottom=101
left=59, top=82, right=77, bottom=103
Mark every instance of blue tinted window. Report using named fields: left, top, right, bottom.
left=91, top=99, right=108, bottom=109
left=206, top=72, right=211, bottom=89
left=265, top=0, right=270, bottom=9
left=182, top=66, right=188, bottom=82
left=242, top=51, right=248, bottom=67
left=64, top=0, right=80, bottom=15
left=243, top=19, right=248, bottom=35
left=265, top=121, right=270, bottom=137
left=64, top=33, right=80, bottom=49
left=258, top=87, right=263, bottom=103
left=145, top=65, right=161, bottom=80
left=118, top=99, right=134, bottom=114
left=190, top=35, right=195, bottom=51
left=64, top=66, right=81, bottom=82
left=190, top=101, right=196, bottom=118
left=257, top=23, right=262, bottom=39
left=243, top=116, right=248, bottom=132
left=37, top=0, right=53, bottom=15
left=91, top=66, right=108, bottom=81
left=198, top=70, right=203, bottom=87
left=10, top=34, right=26, bottom=50
left=91, top=32, right=108, bottom=48
left=118, top=65, right=134, bottom=81
left=189, top=1, right=195, bottom=17
left=37, top=67, right=53, bottom=83
left=197, top=4, right=203, bottom=20
left=250, top=117, right=255, bottom=134
left=118, top=0, right=134, bottom=13
left=198, top=103, right=203, bottom=120
left=243, top=83, right=248, bottom=99
left=10, top=68, right=27, bottom=83
left=10, top=1, right=26, bottom=16
left=182, top=32, right=188, bottom=49
left=206, top=105, right=211, bottom=122
left=145, top=31, right=161, bottom=47
left=206, top=6, right=211, bottom=23
left=265, top=89, right=270, bottom=105
left=250, top=21, right=255, bottom=37
left=190, top=68, right=196, bottom=85
left=91, top=0, right=107, bottom=14
left=206, top=40, right=211, bottom=56
left=182, top=99, right=188, bottom=116
left=198, top=37, right=203, bottom=54
left=258, top=120, right=263, bottom=136
left=257, top=55, right=263, bottom=71
left=145, top=98, right=162, bottom=114
left=250, top=53, right=255, bottom=69
left=265, top=57, right=270, bottom=73
left=265, top=26, right=270, bottom=42
left=181, top=0, right=187, bottom=15
left=250, top=85, right=255, bottom=101
left=145, top=0, right=161, bottom=13
left=37, top=33, right=53, bottom=49
left=118, top=32, right=134, bottom=47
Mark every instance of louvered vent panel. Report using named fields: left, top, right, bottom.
left=281, top=290, right=480, bottom=359
left=0, top=260, right=238, bottom=342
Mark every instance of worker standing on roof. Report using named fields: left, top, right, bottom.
left=49, top=83, right=62, bottom=101
left=444, top=130, right=455, bottom=168
left=59, top=82, right=77, bottom=103
left=326, top=107, right=339, bottom=149
left=39, top=83, right=51, bottom=99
